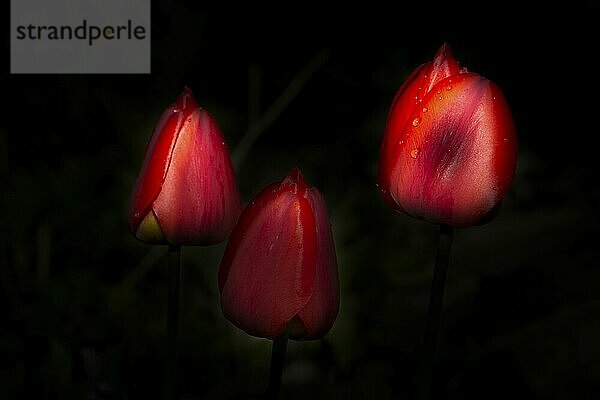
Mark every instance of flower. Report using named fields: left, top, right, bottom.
left=219, top=168, right=339, bottom=340
left=377, top=43, right=517, bottom=227
left=129, top=87, right=242, bottom=245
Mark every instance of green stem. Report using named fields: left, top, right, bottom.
left=266, top=332, right=289, bottom=400
left=164, top=245, right=181, bottom=400
left=419, top=224, right=454, bottom=400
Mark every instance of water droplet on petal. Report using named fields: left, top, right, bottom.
left=438, top=96, right=443, bottom=100
left=446, top=85, right=452, bottom=91
left=410, top=149, right=419, bottom=159
left=134, top=211, right=141, bottom=219
left=422, top=107, right=428, bottom=113
left=412, top=117, right=421, bottom=127
left=503, top=138, right=509, bottom=142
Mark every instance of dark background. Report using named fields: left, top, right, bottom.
left=2, top=2, right=600, bottom=399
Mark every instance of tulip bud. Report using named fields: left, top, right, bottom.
left=129, top=87, right=242, bottom=245
left=219, top=168, right=340, bottom=340
left=377, top=43, right=517, bottom=227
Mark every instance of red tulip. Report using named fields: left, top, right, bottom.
left=377, top=43, right=517, bottom=227
left=219, top=168, right=339, bottom=340
left=129, top=87, right=242, bottom=245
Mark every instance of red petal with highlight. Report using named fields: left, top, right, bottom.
left=129, top=88, right=197, bottom=234
left=296, top=188, right=340, bottom=339
left=152, top=109, right=242, bottom=245
left=378, top=62, right=432, bottom=211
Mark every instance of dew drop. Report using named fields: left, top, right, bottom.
left=438, top=96, right=443, bottom=100
left=446, top=85, right=452, bottom=91
left=436, top=89, right=442, bottom=94
left=134, top=211, right=141, bottom=219
left=422, top=107, right=428, bottom=113
left=410, top=149, right=419, bottom=159
left=503, top=138, right=509, bottom=142
left=412, top=117, right=421, bottom=127
left=399, top=140, right=404, bottom=145
left=221, top=141, right=225, bottom=146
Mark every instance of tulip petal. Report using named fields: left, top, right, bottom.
left=129, top=88, right=197, bottom=236
left=378, top=43, right=463, bottom=208
left=217, top=181, right=280, bottom=292
left=425, top=42, right=461, bottom=94
left=296, top=188, right=339, bottom=340
left=152, top=109, right=242, bottom=245
left=389, top=73, right=516, bottom=227
left=378, top=62, right=432, bottom=211
left=220, top=182, right=318, bottom=339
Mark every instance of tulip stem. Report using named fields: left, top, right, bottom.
left=266, top=332, right=289, bottom=400
left=419, top=224, right=454, bottom=400
left=164, top=245, right=181, bottom=400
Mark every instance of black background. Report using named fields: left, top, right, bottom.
left=2, top=1, right=600, bottom=399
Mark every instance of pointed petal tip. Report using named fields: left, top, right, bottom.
left=435, top=42, right=454, bottom=63
left=175, top=86, right=198, bottom=111
left=288, top=166, right=304, bottom=181
left=282, top=167, right=310, bottom=193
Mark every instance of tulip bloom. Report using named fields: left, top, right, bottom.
left=219, top=168, right=339, bottom=340
left=377, top=43, right=517, bottom=227
left=129, top=87, right=242, bottom=245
